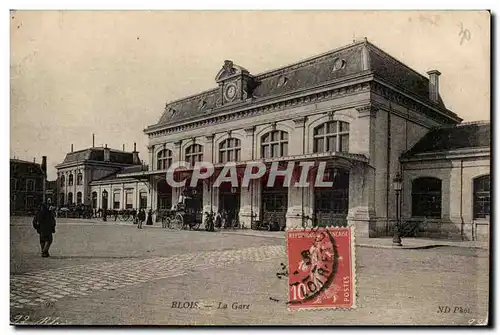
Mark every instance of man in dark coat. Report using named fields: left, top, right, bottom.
left=33, top=200, right=56, bottom=258
left=137, top=209, right=145, bottom=229
left=146, top=209, right=153, bottom=226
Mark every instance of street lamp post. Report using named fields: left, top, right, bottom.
left=392, top=172, right=403, bottom=247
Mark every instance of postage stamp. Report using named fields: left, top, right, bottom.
left=286, top=226, right=356, bottom=310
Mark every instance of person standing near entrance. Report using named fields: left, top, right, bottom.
left=137, top=209, right=145, bottom=229
left=146, top=209, right=153, bottom=226
left=32, top=199, right=56, bottom=258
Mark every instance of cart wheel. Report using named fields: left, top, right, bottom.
left=173, top=213, right=184, bottom=230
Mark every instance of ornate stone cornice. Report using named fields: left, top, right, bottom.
left=205, top=134, right=214, bottom=141
left=173, top=140, right=182, bottom=147
left=147, top=81, right=371, bottom=138
left=370, top=81, right=459, bottom=124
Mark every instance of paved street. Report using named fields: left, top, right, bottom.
left=10, top=217, right=489, bottom=326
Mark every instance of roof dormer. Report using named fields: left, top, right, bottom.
left=215, top=60, right=257, bottom=106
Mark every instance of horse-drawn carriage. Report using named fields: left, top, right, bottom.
left=159, top=195, right=203, bottom=230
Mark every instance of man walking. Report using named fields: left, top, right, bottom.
left=32, top=199, right=56, bottom=258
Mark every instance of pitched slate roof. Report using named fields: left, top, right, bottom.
left=152, top=39, right=454, bottom=127
left=10, top=159, right=45, bottom=174
left=402, top=121, right=491, bottom=157
left=59, top=147, right=139, bottom=166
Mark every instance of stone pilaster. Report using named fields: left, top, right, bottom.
left=204, top=135, right=214, bottom=164
left=243, top=126, right=255, bottom=161
left=347, top=163, right=376, bottom=237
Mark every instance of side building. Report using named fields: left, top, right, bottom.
left=10, top=156, right=47, bottom=215
left=55, top=144, right=142, bottom=209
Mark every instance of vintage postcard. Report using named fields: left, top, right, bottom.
left=10, top=10, right=490, bottom=326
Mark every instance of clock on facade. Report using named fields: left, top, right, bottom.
left=225, top=83, right=237, bottom=101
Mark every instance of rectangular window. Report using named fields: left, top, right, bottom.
left=139, top=192, right=148, bottom=209
left=272, top=144, right=279, bottom=157
left=26, top=179, right=35, bottom=192
left=26, top=196, right=35, bottom=209
left=113, top=192, right=121, bottom=209
left=125, top=192, right=133, bottom=209
left=11, top=178, right=17, bottom=191
left=327, top=136, right=337, bottom=152
left=314, top=138, right=323, bottom=153
left=235, top=149, right=241, bottom=162
left=262, top=146, right=270, bottom=158
left=340, top=134, right=349, bottom=152
left=281, top=143, right=288, bottom=157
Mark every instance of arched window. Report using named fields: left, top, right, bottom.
left=473, top=175, right=490, bottom=219
left=313, top=121, right=350, bottom=153
left=59, top=193, right=65, bottom=206
left=76, top=192, right=83, bottom=205
left=185, top=144, right=203, bottom=166
left=261, top=130, right=288, bottom=158
left=68, top=174, right=74, bottom=186
left=60, top=175, right=65, bottom=187
left=68, top=192, right=73, bottom=205
left=91, top=191, right=98, bottom=209
left=411, top=177, right=442, bottom=218
left=77, top=173, right=83, bottom=185
left=219, top=138, right=241, bottom=163
left=157, top=149, right=173, bottom=170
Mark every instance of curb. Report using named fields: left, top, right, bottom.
left=217, top=231, right=488, bottom=250
left=356, top=243, right=488, bottom=250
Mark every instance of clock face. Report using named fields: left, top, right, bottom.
left=225, top=84, right=237, bottom=100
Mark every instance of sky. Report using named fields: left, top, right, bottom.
left=10, top=10, right=490, bottom=180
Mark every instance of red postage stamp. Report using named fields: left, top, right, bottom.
left=286, top=226, right=356, bottom=310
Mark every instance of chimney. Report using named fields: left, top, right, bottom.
left=41, top=156, right=47, bottom=174
left=104, top=144, right=110, bottom=162
left=123, top=144, right=125, bottom=151
left=92, top=134, right=95, bottom=147
left=427, top=70, right=441, bottom=103
left=132, top=142, right=140, bottom=165
left=71, top=144, right=74, bottom=152
left=33, top=157, right=36, bottom=163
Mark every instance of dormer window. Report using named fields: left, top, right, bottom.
left=332, top=58, right=347, bottom=71
left=277, top=75, right=288, bottom=88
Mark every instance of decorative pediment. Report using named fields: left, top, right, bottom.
left=215, top=60, right=249, bottom=83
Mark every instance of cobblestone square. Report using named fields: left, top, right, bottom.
left=10, top=218, right=489, bottom=325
